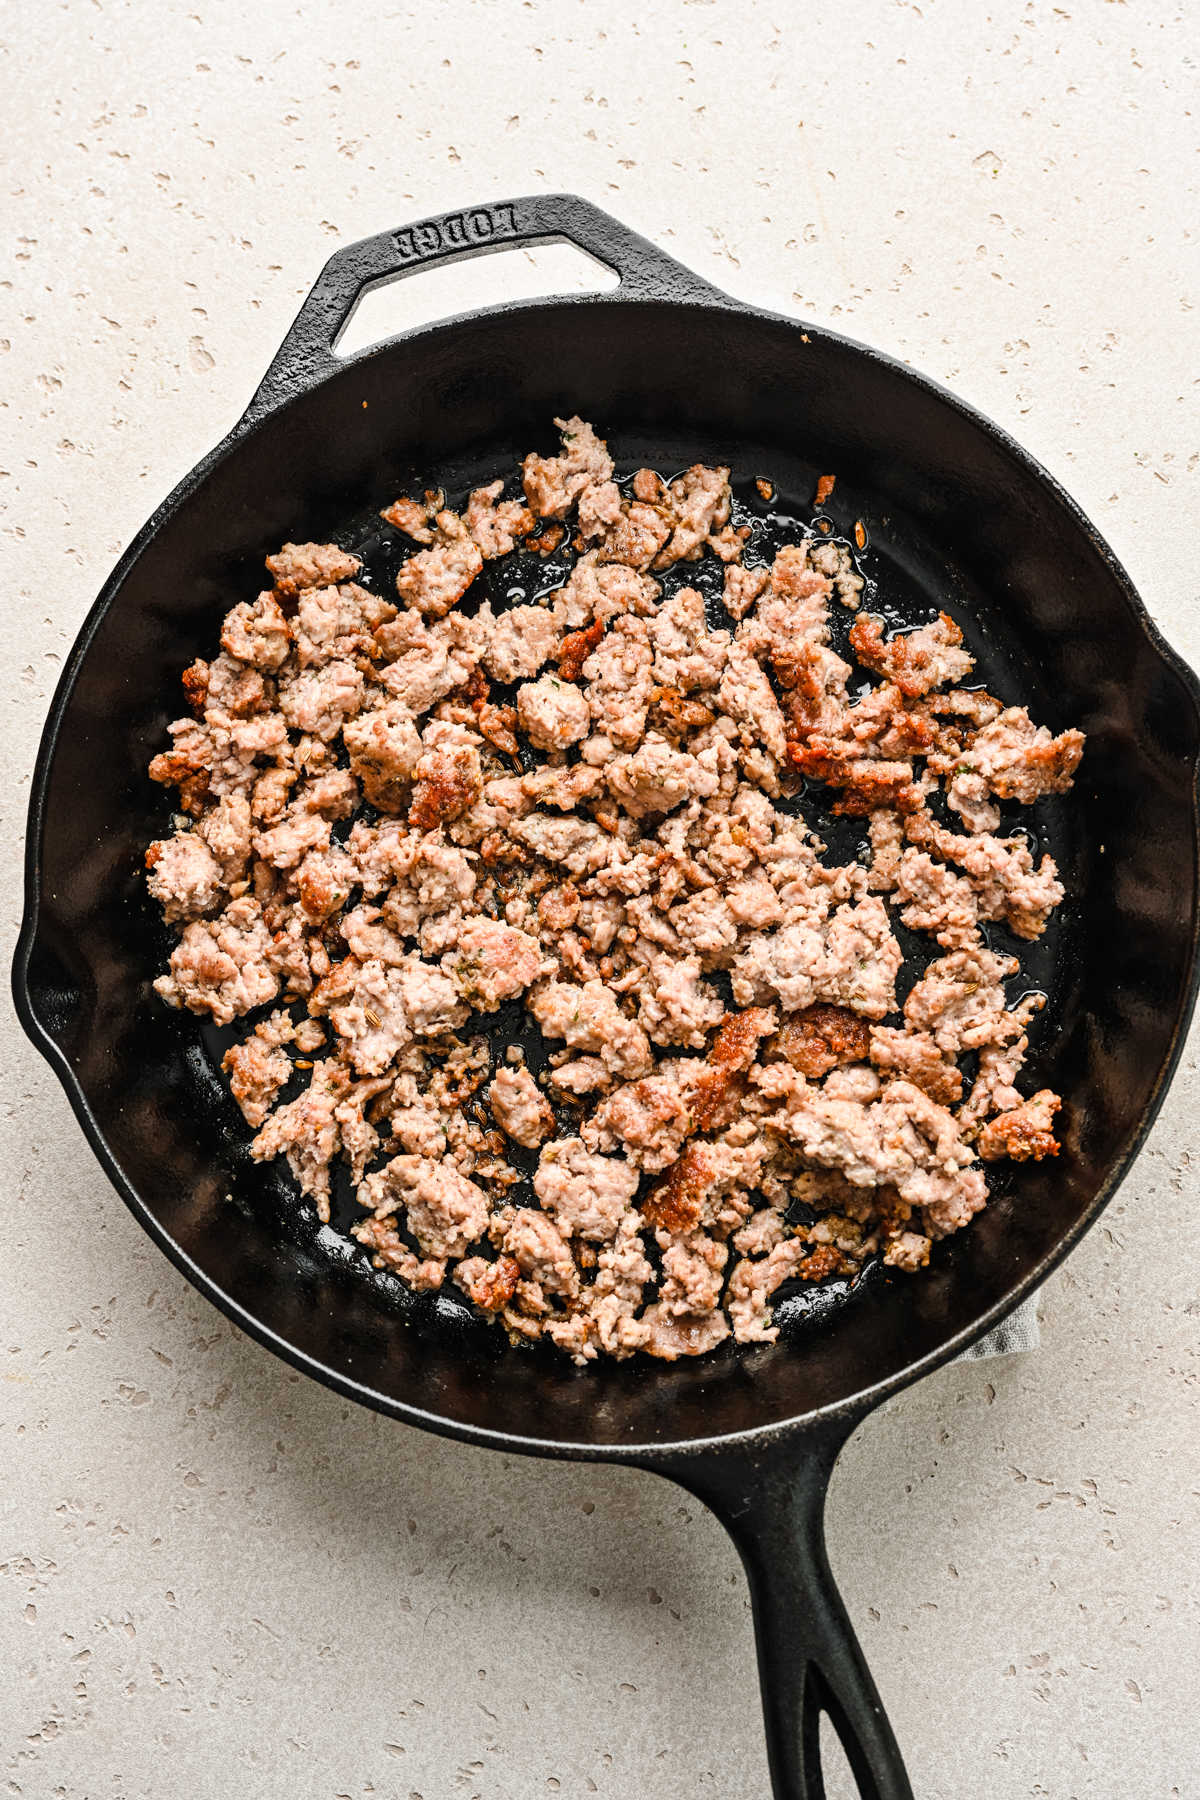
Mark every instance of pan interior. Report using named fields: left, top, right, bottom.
left=22, top=296, right=1200, bottom=1450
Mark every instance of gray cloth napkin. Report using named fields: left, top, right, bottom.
left=957, top=1292, right=1041, bottom=1360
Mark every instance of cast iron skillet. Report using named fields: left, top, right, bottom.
left=13, top=194, right=1200, bottom=1799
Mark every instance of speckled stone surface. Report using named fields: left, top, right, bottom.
left=3, top=4, right=1198, bottom=1795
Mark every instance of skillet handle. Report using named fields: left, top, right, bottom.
left=243, top=192, right=726, bottom=424
left=653, top=1421, right=913, bottom=1800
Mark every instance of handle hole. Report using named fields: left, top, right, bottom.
left=819, top=1711, right=861, bottom=1799
left=334, top=242, right=620, bottom=357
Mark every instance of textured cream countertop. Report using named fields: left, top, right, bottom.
left=2, top=3, right=1198, bottom=1795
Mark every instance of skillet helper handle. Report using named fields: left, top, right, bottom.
left=243, top=191, right=724, bottom=423
left=661, top=1425, right=913, bottom=1800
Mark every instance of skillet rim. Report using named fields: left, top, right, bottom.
left=12, top=283, right=1200, bottom=1463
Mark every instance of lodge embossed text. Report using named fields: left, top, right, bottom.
left=391, top=203, right=520, bottom=263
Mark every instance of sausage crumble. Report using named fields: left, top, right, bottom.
left=146, top=417, right=1084, bottom=1361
